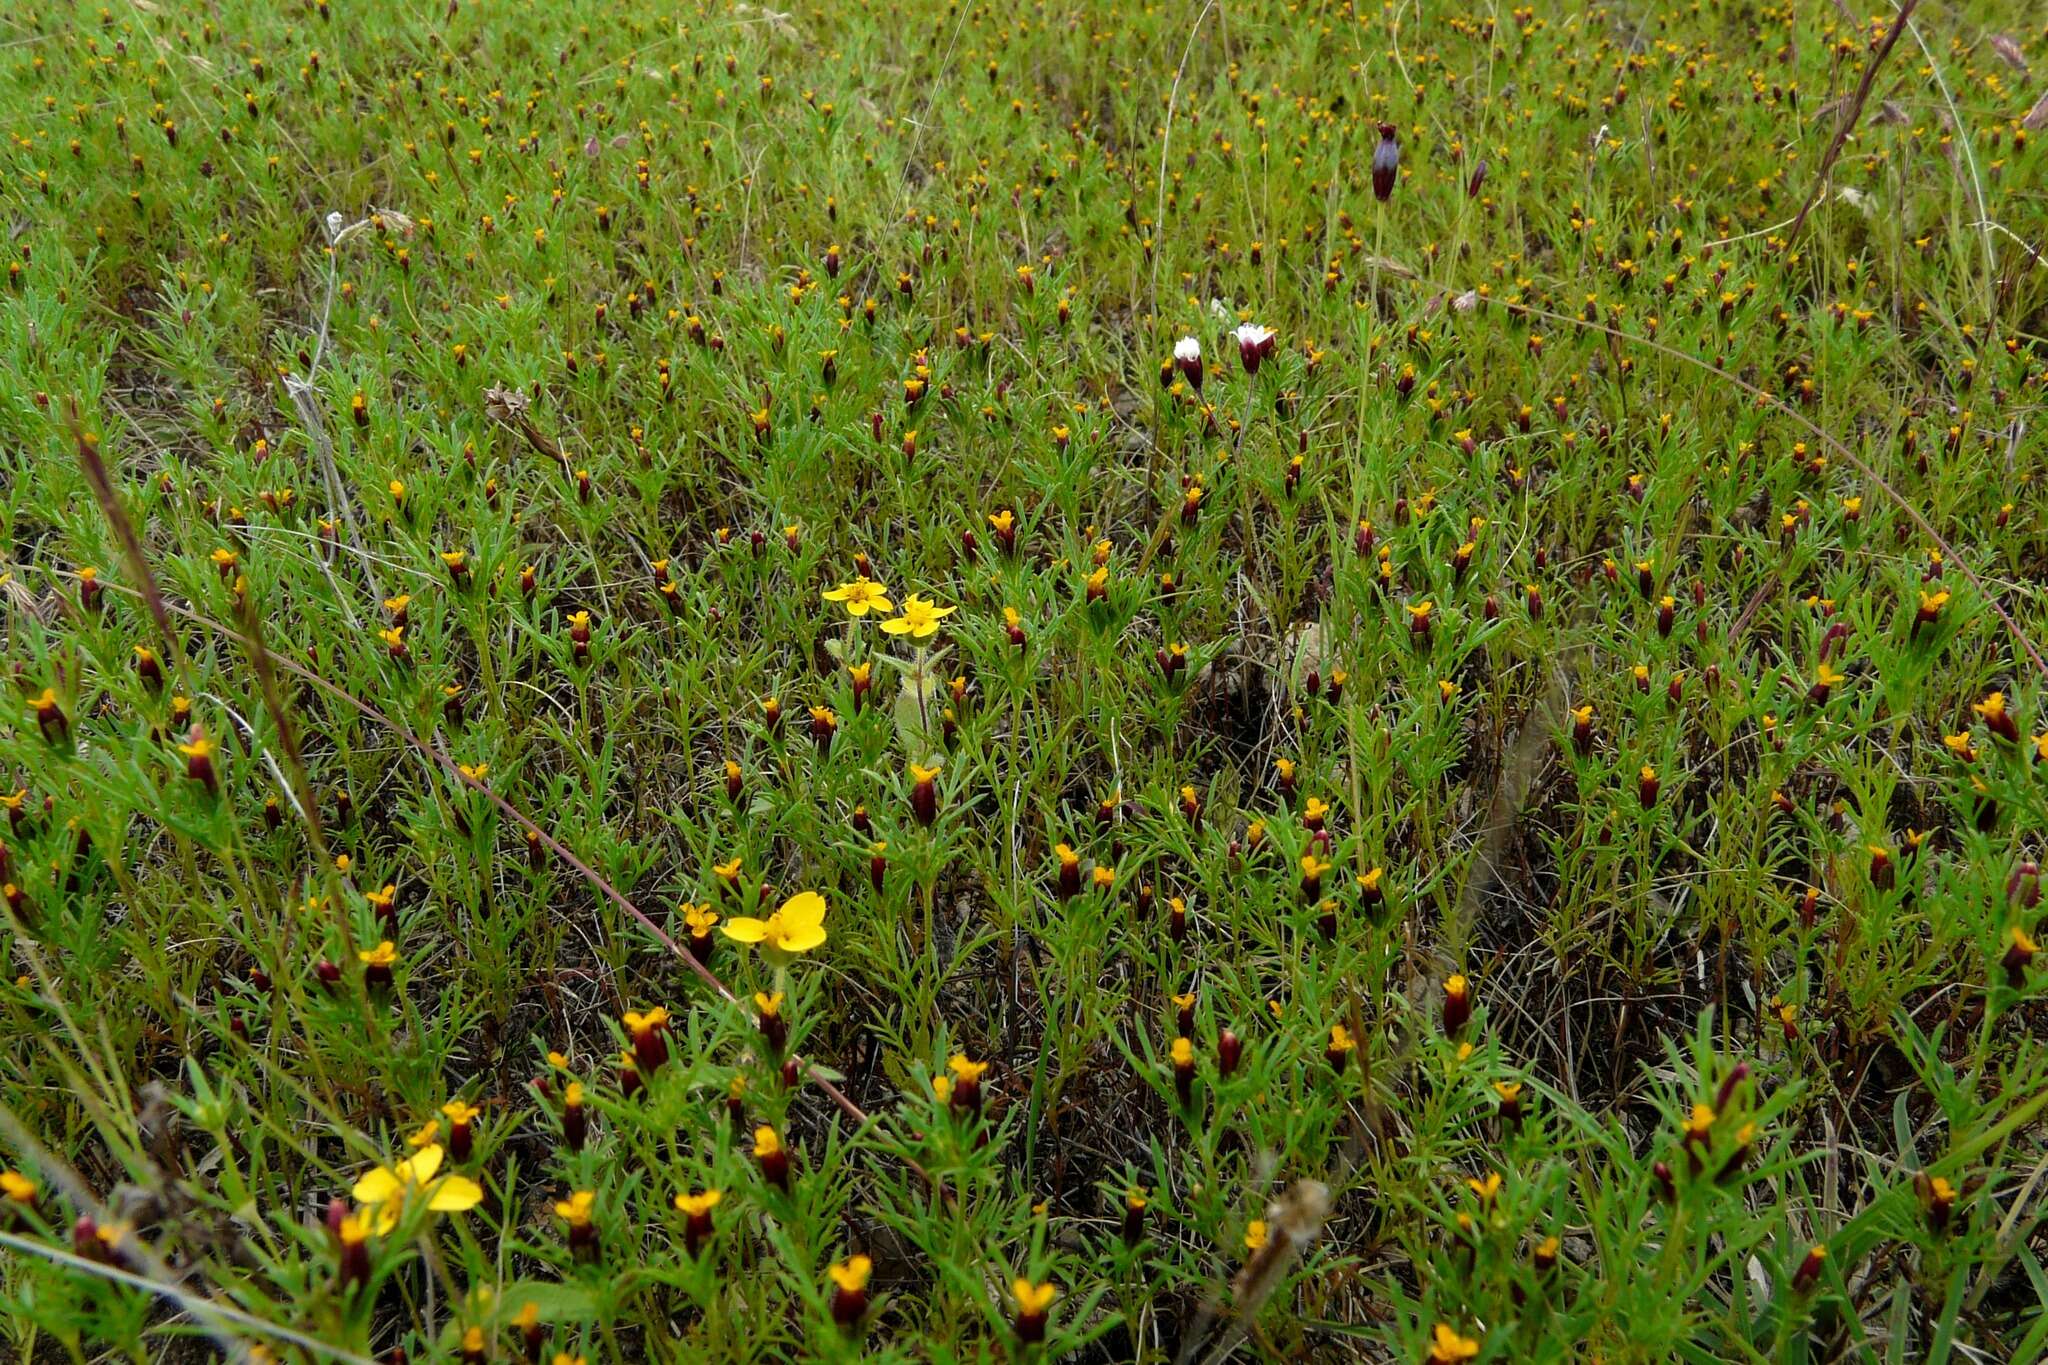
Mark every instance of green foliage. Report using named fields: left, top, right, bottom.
left=0, top=0, right=2044, bottom=1360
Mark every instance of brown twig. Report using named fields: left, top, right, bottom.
left=65, top=404, right=183, bottom=673
left=1782, top=0, right=1921, bottom=251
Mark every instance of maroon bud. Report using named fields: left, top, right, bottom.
left=1371, top=124, right=1400, bottom=202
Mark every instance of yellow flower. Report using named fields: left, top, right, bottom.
left=358, top=941, right=398, bottom=969
left=0, top=1170, right=35, bottom=1202
left=623, top=1006, right=671, bottom=1035
left=673, top=1189, right=723, bottom=1216
left=880, top=593, right=956, bottom=638
left=441, top=1099, right=481, bottom=1125
left=828, top=1254, right=873, bottom=1292
left=948, top=1055, right=990, bottom=1082
left=350, top=1144, right=484, bottom=1234
left=1012, top=1278, right=1058, bottom=1314
left=1243, top=1220, right=1268, bottom=1251
left=720, top=890, right=828, bottom=954
left=1430, top=1323, right=1481, bottom=1362
left=822, top=576, right=894, bottom=617
left=1685, top=1102, right=1717, bottom=1140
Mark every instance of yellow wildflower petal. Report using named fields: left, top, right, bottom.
left=352, top=1167, right=402, bottom=1205
left=721, top=916, right=771, bottom=943
left=427, top=1176, right=485, bottom=1213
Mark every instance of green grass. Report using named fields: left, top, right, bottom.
left=0, top=0, right=2046, bottom=1359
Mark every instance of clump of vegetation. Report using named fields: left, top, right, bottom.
left=0, top=0, right=2045, bottom=1359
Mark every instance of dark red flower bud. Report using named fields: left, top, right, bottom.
left=1442, top=973, right=1472, bottom=1033
left=1371, top=124, right=1399, bottom=202
left=1170, top=1037, right=1195, bottom=1106
left=1791, top=1243, right=1826, bottom=1294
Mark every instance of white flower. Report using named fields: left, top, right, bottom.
left=1173, top=336, right=1202, bottom=363
left=1233, top=323, right=1276, bottom=374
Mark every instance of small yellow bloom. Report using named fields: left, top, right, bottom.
left=720, top=890, right=828, bottom=954
left=1430, top=1323, right=1481, bottom=1362
left=674, top=1188, right=723, bottom=1216
left=1685, top=1102, right=1717, bottom=1140
left=823, top=576, right=894, bottom=617
left=350, top=1144, right=484, bottom=1234
left=881, top=593, right=957, bottom=639
left=1243, top=1220, right=1268, bottom=1252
